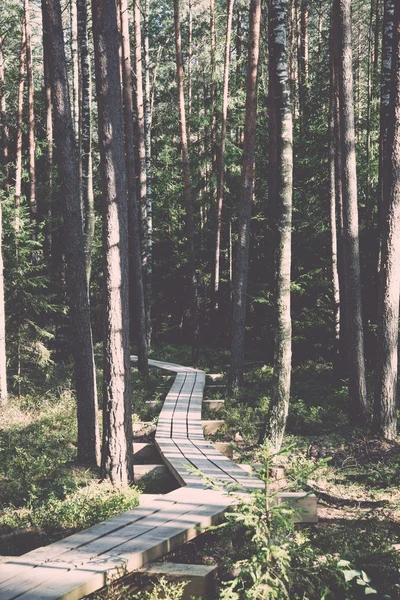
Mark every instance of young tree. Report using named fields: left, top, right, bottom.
left=213, top=0, right=235, bottom=319
left=334, top=0, right=368, bottom=422
left=228, top=0, right=261, bottom=392
left=42, top=0, right=100, bottom=466
left=0, top=37, right=7, bottom=403
left=77, top=0, right=95, bottom=283
left=174, top=0, right=200, bottom=365
left=92, top=0, right=134, bottom=484
left=259, top=0, right=292, bottom=450
left=373, top=1, right=400, bottom=440
left=143, top=0, right=153, bottom=348
left=25, top=0, right=37, bottom=232
left=119, top=0, right=148, bottom=376
left=14, top=26, right=26, bottom=231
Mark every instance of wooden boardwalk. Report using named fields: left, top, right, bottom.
left=0, top=357, right=263, bottom=600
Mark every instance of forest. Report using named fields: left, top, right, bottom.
left=1, top=0, right=400, bottom=597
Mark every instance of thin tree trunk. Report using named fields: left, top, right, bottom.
left=335, top=0, right=368, bottom=422
left=210, top=0, right=217, bottom=183
left=25, top=0, right=37, bottom=232
left=259, top=0, right=292, bottom=450
left=77, top=0, right=95, bottom=284
left=143, top=0, right=153, bottom=349
left=373, top=2, right=400, bottom=440
left=0, top=38, right=10, bottom=191
left=174, top=0, right=200, bottom=365
left=92, top=0, right=134, bottom=484
left=299, top=0, right=308, bottom=129
left=0, top=38, right=7, bottom=403
left=15, top=26, right=26, bottom=234
left=227, top=0, right=261, bottom=392
left=43, top=33, right=53, bottom=260
left=119, top=0, right=149, bottom=376
left=42, top=0, right=100, bottom=467
left=214, top=0, right=234, bottom=318
left=373, top=0, right=380, bottom=72
left=329, top=43, right=341, bottom=373
left=378, top=0, right=395, bottom=262
left=70, top=0, right=80, bottom=142
left=188, top=0, right=193, bottom=136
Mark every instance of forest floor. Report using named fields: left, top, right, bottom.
left=1, top=344, right=400, bottom=599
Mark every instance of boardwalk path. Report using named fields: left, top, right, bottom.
left=0, top=357, right=263, bottom=600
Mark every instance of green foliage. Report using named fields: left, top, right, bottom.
left=137, top=576, right=188, bottom=600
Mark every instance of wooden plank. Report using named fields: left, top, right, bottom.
left=143, top=562, right=217, bottom=600
left=201, top=420, right=225, bottom=435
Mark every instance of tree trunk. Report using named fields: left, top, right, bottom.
left=373, top=0, right=381, bottom=72
left=334, top=0, right=368, bottom=422
left=373, top=1, right=400, bottom=440
left=119, top=0, right=148, bottom=376
left=143, top=0, right=153, bottom=349
left=299, top=0, right=308, bottom=129
left=43, top=32, right=53, bottom=261
left=259, top=0, right=292, bottom=450
left=70, top=0, right=80, bottom=143
left=77, top=0, right=95, bottom=284
left=25, top=0, right=37, bottom=233
left=92, top=0, right=134, bottom=484
left=42, top=0, right=100, bottom=467
left=329, top=44, right=341, bottom=374
left=210, top=0, right=217, bottom=184
left=227, top=0, right=261, bottom=392
left=14, top=26, right=26, bottom=234
left=0, top=38, right=7, bottom=403
left=133, top=0, right=149, bottom=337
left=378, top=0, right=395, bottom=260
left=0, top=38, right=9, bottom=191
left=214, top=0, right=234, bottom=319
left=174, top=0, right=200, bottom=365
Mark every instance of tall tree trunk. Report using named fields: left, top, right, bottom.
left=25, top=0, right=37, bottom=232
left=174, top=0, right=200, bottom=365
left=0, top=38, right=7, bottom=403
left=15, top=26, right=26, bottom=234
left=378, top=0, right=395, bottom=260
left=210, top=0, right=217, bottom=183
left=227, top=0, right=261, bottom=392
left=373, top=0, right=381, bottom=72
left=259, top=0, right=292, bottom=450
left=133, top=0, right=151, bottom=345
left=143, top=0, right=153, bottom=349
left=0, top=38, right=9, bottom=190
left=119, top=0, right=148, bottom=376
left=92, top=0, right=134, bottom=484
left=373, top=2, right=400, bottom=440
left=329, top=43, right=341, bottom=373
left=334, top=0, right=368, bottom=422
left=299, top=0, right=308, bottom=129
left=42, top=0, right=100, bottom=467
left=214, top=0, right=234, bottom=319
left=70, top=0, right=80, bottom=142
left=43, top=32, right=53, bottom=260
left=77, top=0, right=95, bottom=284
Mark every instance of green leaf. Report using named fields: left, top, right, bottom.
left=343, top=569, right=361, bottom=582
left=364, top=587, right=378, bottom=595
left=338, top=560, right=351, bottom=568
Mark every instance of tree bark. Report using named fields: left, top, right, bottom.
left=214, top=0, right=234, bottom=318
left=0, top=38, right=7, bottom=403
left=133, top=0, right=149, bottom=338
left=70, top=0, right=80, bottom=143
left=378, top=0, right=395, bottom=258
left=0, top=38, right=9, bottom=191
left=143, top=0, right=153, bottom=349
left=174, top=0, right=200, bottom=365
left=259, top=0, right=292, bottom=450
left=373, top=2, right=400, bottom=440
left=77, top=0, right=95, bottom=284
left=299, top=0, right=308, bottom=129
left=25, top=0, right=37, bottom=233
left=92, top=0, right=134, bottom=484
left=334, top=0, right=368, bottom=422
left=227, top=0, right=261, bottom=392
left=119, top=0, right=149, bottom=376
left=14, top=26, right=26, bottom=234
left=210, top=0, right=217, bottom=184
left=42, top=0, right=100, bottom=467
left=43, top=31, right=53, bottom=260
